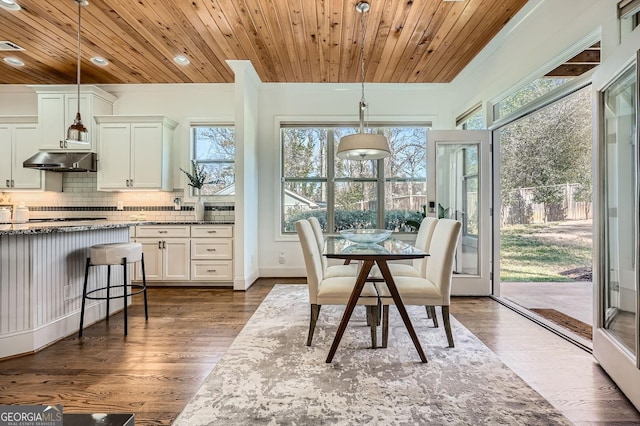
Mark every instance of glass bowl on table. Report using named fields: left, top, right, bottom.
left=339, top=228, right=392, bottom=244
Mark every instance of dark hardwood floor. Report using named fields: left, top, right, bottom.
left=0, top=278, right=638, bottom=425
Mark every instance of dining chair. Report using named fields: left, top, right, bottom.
left=296, top=220, right=380, bottom=347
left=376, top=218, right=462, bottom=348
left=369, top=216, right=438, bottom=279
left=308, top=216, right=358, bottom=278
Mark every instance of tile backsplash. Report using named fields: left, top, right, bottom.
left=0, top=173, right=234, bottom=222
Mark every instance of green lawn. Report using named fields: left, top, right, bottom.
left=500, top=221, right=592, bottom=282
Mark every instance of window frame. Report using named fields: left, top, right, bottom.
left=186, top=121, right=235, bottom=201
left=279, top=121, right=430, bottom=235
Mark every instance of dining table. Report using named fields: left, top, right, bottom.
left=323, top=235, right=429, bottom=363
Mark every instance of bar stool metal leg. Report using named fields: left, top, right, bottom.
left=141, top=254, right=148, bottom=320
left=79, top=257, right=91, bottom=338
left=105, top=265, right=111, bottom=322
left=122, top=257, right=128, bottom=336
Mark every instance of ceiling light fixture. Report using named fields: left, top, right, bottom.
left=90, top=56, right=108, bottom=66
left=336, top=1, right=390, bottom=161
left=66, top=0, right=90, bottom=145
left=3, top=56, right=24, bottom=66
left=173, top=54, right=190, bottom=65
left=0, top=0, right=21, bottom=11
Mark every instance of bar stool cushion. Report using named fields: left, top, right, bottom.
left=89, top=242, right=142, bottom=266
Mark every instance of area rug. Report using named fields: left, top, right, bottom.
left=173, top=285, right=570, bottom=425
left=530, top=308, right=593, bottom=341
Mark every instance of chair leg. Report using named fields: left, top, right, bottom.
left=123, top=258, right=128, bottom=336
left=427, top=306, right=439, bottom=328
left=105, top=265, right=111, bottom=321
left=306, top=304, right=321, bottom=346
left=367, top=305, right=378, bottom=349
left=79, top=258, right=91, bottom=338
left=442, top=306, right=454, bottom=348
left=382, top=305, right=389, bottom=348
left=141, top=254, right=148, bottom=321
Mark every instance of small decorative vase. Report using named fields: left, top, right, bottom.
left=194, top=189, right=205, bottom=221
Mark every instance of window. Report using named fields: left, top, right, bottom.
left=281, top=124, right=428, bottom=233
left=456, top=103, right=485, bottom=130
left=620, top=0, right=640, bottom=40
left=191, top=125, right=235, bottom=196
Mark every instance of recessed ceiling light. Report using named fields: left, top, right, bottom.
left=4, top=56, right=24, bottom=66
left=0, top=0, right=20, bottom=11
left=173, top=54, right=190, bottom=65
left=91, top=56, right=109, bottom=66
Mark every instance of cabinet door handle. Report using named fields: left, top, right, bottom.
left=207, top=269, right=217, bottom=273
left=158, top=241, right=162, bottom=249
left=130, top=179, right=133, bottom=186
left=162, top=241, right=166, bottom=249
left=5, top=180, right=9, bottom=188
left=59, top=140, right=64, bottom=148
left=11, top=180, right=14, bottom=187
left=207, top=230, right=217, bottom=233
left=206, top=248, right=216, bottom=251
left=158, top=231, right=168, bottom=234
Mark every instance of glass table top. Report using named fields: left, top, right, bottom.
left=323, top=236, right=427, bottom=258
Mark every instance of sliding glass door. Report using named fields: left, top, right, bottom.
left=593, top=47, right=640, bottom=410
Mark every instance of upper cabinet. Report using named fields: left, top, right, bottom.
left=0, top=116, right=61, bottom=192
left=95, top=115, right=178, bottom=191
left=32, top=85, right=116, bottom=152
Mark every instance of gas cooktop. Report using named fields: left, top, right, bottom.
left=28, top=217, right=107, bottom=222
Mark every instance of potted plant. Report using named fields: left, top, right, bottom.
left=180, top=160, right=210, bottom=221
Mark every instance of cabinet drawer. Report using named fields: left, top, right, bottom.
left=191, top=239, right=232, bottom=260
left=191, top=225, right=233, bottom=238
left=191, top=260, right=233, bottom=281
left=136, top=225, right=190, bottom=238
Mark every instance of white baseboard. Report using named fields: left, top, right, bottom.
left=0, top=298, right=128, bottom=359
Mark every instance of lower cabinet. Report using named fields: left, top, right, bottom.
left=133, top=224, right=233, bottom=285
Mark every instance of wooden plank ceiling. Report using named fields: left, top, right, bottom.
left=0, top=0, right=529, bottom=84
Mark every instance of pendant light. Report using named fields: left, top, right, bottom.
left=337, top=1, right=390, bottom=161
left=66, top=0, right=90, bottom=145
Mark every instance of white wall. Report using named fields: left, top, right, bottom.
left=449, top=0, right=617, bottom=123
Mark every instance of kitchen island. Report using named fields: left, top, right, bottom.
left=0, top=220, right=140, bottom=358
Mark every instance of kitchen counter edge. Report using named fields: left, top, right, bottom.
left=0, top=220, right=234, bottom=236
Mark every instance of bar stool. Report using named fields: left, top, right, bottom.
left=79, top=242, right=148, bottom=338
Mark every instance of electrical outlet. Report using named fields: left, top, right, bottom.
left=63, top=284, right=72, bottom=300
left=278, top=252, right=286, bottom=264
left=116, top=201, right=124, bottom=211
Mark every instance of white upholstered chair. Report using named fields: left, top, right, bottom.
left=369, top=217, right=438, bottom=279
left=308, top=216, right=357, bottom=278
left=377, top=219, right=462, bottom=348
left=296, top=219, right=380, bottom=347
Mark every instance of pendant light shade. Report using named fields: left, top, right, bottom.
left=66, top=0, right=89, bottom=145
left=337, top=1, right=390, bottom=161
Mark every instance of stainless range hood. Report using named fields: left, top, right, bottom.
left=23, top=151, right=97, bottom=172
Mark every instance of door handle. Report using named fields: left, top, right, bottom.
left=162, top=241, right=166, bottom=249
left=158, top=241, right=162, bottom=249
left=11, top=180, right=14, bottom=187
left=5, top=180, right=9, bottom=187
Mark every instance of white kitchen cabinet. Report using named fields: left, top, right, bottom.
left=95, top=116, right=178, bottom=191
left=133, top=224, right=233, bottom=285
left=135, top=225, right=191, bottom=282
left=190, top=225, right=234, bottom=281
left=32, top=85, right=116, bottom=151
left=0, top=116, right=61, bottom=191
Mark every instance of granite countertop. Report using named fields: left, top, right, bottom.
left=135, top=221, right=235, bottom=225
left=0, top=220, right=235, bottom=236
left=0, top=220, right=140, bottom=236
